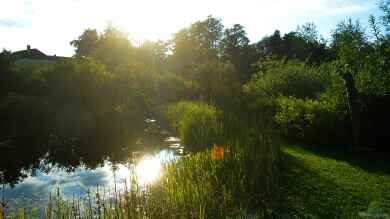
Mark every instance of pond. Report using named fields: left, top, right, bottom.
left=0, top=119, right=185, bottom=210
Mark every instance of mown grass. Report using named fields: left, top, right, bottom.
left=280, top=145, right=390, bottom=219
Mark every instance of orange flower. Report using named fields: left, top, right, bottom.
left=211, top=144, right=224, bottom=160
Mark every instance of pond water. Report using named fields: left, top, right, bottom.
left=0, top=119, right=185, bottom=210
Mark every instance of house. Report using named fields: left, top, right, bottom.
left=12, top=45, right=68, bottom=65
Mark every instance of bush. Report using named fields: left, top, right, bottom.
left=156, top=73, right=199, bottom=104
left=166, top=101, right=221, bottom=150
left=243, top=60, right=330, bottom=110
left=274, top=96, right=350, bottom=145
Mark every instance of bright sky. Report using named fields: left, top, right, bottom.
left=0, top=0, right=382, bottom=56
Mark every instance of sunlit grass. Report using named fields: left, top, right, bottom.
left=280, top=145, right=390, bottom=218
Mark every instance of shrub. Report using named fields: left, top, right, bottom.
left=274, top=96, right=350, bottom=145
left=166, top=101, right=220, bottom=150
left=156, top=73, right=199, bottom=104
left=243, top=60, right=330, bottom=110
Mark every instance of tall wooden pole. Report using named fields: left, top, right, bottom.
left=340, top=71, right=360, bottom=150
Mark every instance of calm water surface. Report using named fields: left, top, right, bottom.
left=0, top=120, right=185, bottom=209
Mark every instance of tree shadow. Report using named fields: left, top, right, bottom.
left=277, top=152, right=378, bottom=218
left=291, top=143, right=390, bottom=175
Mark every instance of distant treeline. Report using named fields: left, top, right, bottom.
left=1, top=1, right=389, bottom=151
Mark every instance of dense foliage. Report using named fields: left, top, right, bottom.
left=1, top=1, right=390, bottom=151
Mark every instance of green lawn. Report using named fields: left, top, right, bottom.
left=279, top=145, right=390, bottom=219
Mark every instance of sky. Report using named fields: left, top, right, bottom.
left=0, top=0, right=383, bottom=56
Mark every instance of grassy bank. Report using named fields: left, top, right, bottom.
left=2, top=101, right=389, bottom=218
left=280, top=145, right=390, bottom=218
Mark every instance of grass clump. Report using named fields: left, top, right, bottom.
left=162, top=136, right=280, bottom=218
left=165, top=101, right=281, bottom=218
left=166, top=101, right=221, bottom=150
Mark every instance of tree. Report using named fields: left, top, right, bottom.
left=369, top=15, right=383, bottom=41
left=71, top=25, right=134, bottom=71
left=221, top=24, right=257, bottom=82
left=169, top=16, right=224, bottom=74
left=380, top=0, right=390, bottom=32
left=70, top=28, right=99, bottom=58
left=221, top=24, right=250, bottom=61
left=296, top=22, right=319, bottom=44
left=94, top=25, right=134, bottom=71
left=256, top=30, right=284, bottom=58
left=135, top=40, right=168, bottom=72
left=331, top=19, right=367, bottom=66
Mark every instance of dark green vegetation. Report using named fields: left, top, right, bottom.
left=1, top=1, right=390, bottom=218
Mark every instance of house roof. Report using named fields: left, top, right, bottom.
left=12, top=48, right=49, bottom=59
left=11, top=47, right=68, bottom=62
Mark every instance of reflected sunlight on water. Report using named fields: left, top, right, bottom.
left=1, top=117, right=185, bottom=210
left=2, top=149, right=178, bottom=209
left=136, top=156, right=162, bottom=185
left=115, top=149, right=176, bottom=186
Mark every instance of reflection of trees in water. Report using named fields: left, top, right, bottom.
left=0, top=119, right=164, bottom=187
left=0, top=137, right=46, bottom=187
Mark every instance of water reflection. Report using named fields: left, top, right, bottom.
left=136, top=157, right=162, bottom=185
left=0, top=120, right=185, bottom=209
left=2, top=149, right=177, bottom=209
left=135, top=149, right=176, bottom=185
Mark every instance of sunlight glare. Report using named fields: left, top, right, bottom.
left=136, top=156, right=162, bottom=185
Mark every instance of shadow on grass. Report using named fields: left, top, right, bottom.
left=277, top=150, right=378, bottom=219
left=289, top=143, right=390, bottom=175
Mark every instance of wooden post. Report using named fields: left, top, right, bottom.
left=340, top=71, right=360, bottom=150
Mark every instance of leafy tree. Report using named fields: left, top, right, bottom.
left=221, top=24, right=257, bottom=82
left=256, top=30, right=284, bottom=58
left=71, top=25, right=134, bottom=71
left=134, top=40, right=168, bottom=72
left=70, top=28, right=99, bottom=58
left=94, top=25, right=134, bottom=71
left=296, top=22, right=319, bottom=44
left=331, top=19, right=367, bottom=70
left=380, top=0, right=390, bottom=32
left=257, top=27, right=331, bottom=64
left=368, top=15, right=383, bottom=41
left=190, top=60, right=239, bottom=107
left=169, top=16, right=224, bottom=74
left=221, top=24, right=250, bottom=60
